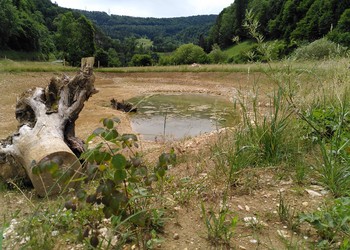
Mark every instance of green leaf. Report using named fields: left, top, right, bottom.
left=86, top=133, right=96, bottom=143
left=94, top=151, right=112, bottom=164
left=103, top=118, right=114, bottom=129
left=93, top=127, right=105, bottom=135
left=158, top=152, right=176, bottom=168
left=114, top=169, right=127, bottom=182
left=103, top=129, right=118, bottom=141
left=111, top=154, right=127, bottom=170
left=110, top=198, right=120, bottom=213
left=47, top=162, right=59, bottom=174
left=127, top=177, right=139, bottom=183
left=156, top=167, right=166, bottom=178
left=129, top=211, right=147, bottom=227
left=103, top=206, right=113, bottom=219
left=121, top=134, right=138, bottom=142
left=32, top=165, right=41, bottom=175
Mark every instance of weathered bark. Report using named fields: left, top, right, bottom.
left=0, top=64, right=97, bottom=197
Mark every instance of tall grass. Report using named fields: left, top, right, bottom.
left=303, top=91, right=350, bottom=197
left=226, top=84, right=301, bottom=170
left=0, top=59, right=75, bottom=73
left=211, top=83, right=304, bottom=190
left=1, top=57, right=350, bottom=75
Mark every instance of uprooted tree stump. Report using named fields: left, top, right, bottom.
left=0, top=62, right=98, bottom=197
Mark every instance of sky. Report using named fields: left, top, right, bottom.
left=51, top=0, right=233, bottom=18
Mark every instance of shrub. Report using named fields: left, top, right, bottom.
left=262, top=40, right=288, bottom=61
left=172, top=43, right=208, bottom=65
left=158, top=54, right=173, bottom=66
left=292, top=38, right=347, bottom=61
left=107, top=48, right=121, bottom=67
left=21, top=117, right=176, bottom=248
left=130, top=54, right=153, bottom=66
left=95, top=48, right=109, bottom=67
left=208, top=44, right=228, bottom=64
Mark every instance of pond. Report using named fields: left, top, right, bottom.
left=128, top=94, right=237, bottom=141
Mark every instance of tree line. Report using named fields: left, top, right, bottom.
left=79, top=10, right=217, bottom=53
left=207, top=0, right=350, bottom=50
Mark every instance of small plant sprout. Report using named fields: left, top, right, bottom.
left=201, top=198, right=238, bottom=247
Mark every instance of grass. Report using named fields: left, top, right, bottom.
left=201, top=200, right=238, bottom=247
left=223, top=40, right=256, bottom=58
left=1, top=57, right=349, bottom=75
left=0, top=50, right=47, bottom=61
left=0, top=59, right=76, bottom=73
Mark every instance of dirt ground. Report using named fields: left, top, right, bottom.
left=0, top=71, right=326, bottom=249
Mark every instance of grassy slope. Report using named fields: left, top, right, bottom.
left=223, top=40, right=256, bottom=58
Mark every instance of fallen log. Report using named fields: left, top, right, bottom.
left=110, top=98, right=137, bottom=113
left=0, top=63, right=98, bottom=197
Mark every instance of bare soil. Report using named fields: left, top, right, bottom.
left=0, top=71, right=326, bottom=249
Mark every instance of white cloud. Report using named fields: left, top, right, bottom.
left=51, top=0, right=233, bottom=17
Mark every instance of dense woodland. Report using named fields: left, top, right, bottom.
left=208, top=0, right=350, bottom=49
left=1, top=0, right=350, bottom=66
left=79, top=10, right=217, bottom=52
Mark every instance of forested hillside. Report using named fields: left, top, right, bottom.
left=0, top=0, right=99, bottom=63
left=2, top=0, right=350, bottom=66
left=208, top=0, right=350, bottom=49
left=79, top=11, right=217, bottom=52
left=0, top=0, right=217, bottom=65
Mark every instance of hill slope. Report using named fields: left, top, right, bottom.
left=78, top=11, right=217, bottom=50
left=208, top=0, right=350, bottom=49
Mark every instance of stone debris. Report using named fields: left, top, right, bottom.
left=305, top=189, right=322, bottom=197
left=51, top=230, right=59, bottom=237
left=173, top=233, right=180, bottom=240
left=243, top=216, right=259, bottom=226
left=249, top=239, right=258, bottom=244
left=277, top=229, right=290, bottom=238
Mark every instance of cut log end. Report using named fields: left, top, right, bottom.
left=30, top=151, right=82, bottom=197
left=1, top=61, right=97, bottom=196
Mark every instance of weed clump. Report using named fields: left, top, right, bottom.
left=292, top=38, right=348, bottom=61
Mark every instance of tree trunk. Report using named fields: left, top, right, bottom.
left=0, top=64, right=97, bottom=197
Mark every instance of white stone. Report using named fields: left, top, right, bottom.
left=51, top=230, right=59, bottom=237
left=305, top=189, right=322, bottom=197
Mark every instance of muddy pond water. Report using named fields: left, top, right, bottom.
left=128, top=94, right=237, bottom=141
